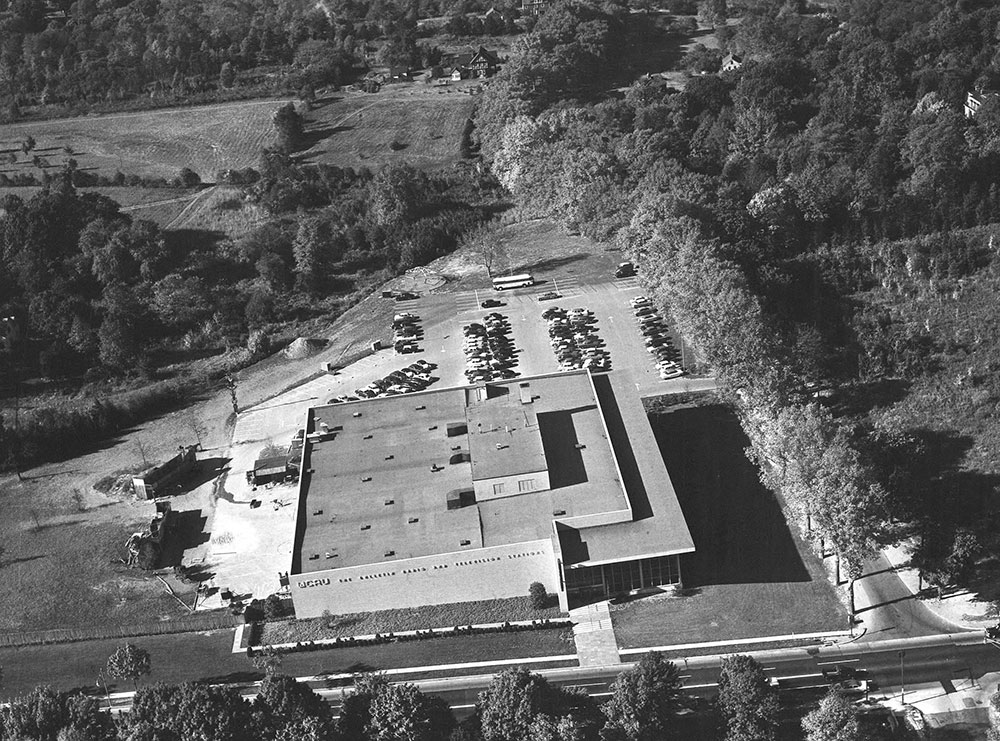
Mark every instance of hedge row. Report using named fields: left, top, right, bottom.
left=247, top=619, right=573, bottom=655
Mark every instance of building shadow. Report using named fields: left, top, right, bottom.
left=537, top=408, right=590, bottom=488
left=648, top=404, right=811, bottom=586
left=159, top=509, right=210, bottom=568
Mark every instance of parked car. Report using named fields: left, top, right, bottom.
left=394, top=291, right=419, bottom=301
left=481, top=298, right=504, bottom=308
left=615, top=261, right=636, bottom=278
left=538, top=291, right=562, bottom=302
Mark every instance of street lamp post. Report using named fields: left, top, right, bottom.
left=899, top=650, right=906, bottom=704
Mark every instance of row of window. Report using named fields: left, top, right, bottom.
left=492, top=478, right=537, bottom=495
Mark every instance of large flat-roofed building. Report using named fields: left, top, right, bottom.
left=288, top=369, right=694, bottom=617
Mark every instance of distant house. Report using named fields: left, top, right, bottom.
left=965, top=89, right=1000, bottom=118
left=468, top=46, right=501, bottom=78
left=484, top=6, right=504, bottom=21
left=721, top=53, right=743, bottom=72
left=446, top=47, right=501, bottom=81
left=521, top=0, right=546, bottom=16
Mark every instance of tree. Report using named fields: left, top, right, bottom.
left=717, top=655, right=778, bottom=741
left=273, top=103, right=305, bottom=154
left=368, top=681, right=455, bottom=741
left=602, top=652, right=684, bottom=741
left=478, top=668, right=562, bottom=741
left=21, top=135, right=36, bottom=154
left=105, top=643, right=151, bottom=690
left=529, top=581, right=548, bottom=609
left=250, top=646, right=284, bottom=676
left=254, top=673, right=332, bottom=740
left=801, top=689, right=864, bottom=741
left=220, top=62, right=236, bottom=89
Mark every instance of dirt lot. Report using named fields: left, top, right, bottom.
left=299, top=86, right=476, bottom=171
left=610, top=402, right=849, bottom=648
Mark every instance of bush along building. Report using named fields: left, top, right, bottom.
left=287, top=369, right=694, bottom=617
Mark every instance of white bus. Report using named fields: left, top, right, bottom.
left=492, top=273, right=535, bottom=291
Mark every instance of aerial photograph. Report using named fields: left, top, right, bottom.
left=2, top=0, right=1000, bottom=738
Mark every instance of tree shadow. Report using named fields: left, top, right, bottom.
left=512, top=253, right=592, bottom=274
left=649, top=404, right=812, bottom=586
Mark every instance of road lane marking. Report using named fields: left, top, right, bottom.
left=816, top=659, right=860, bottom=666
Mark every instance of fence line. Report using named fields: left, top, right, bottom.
left=0, top=613, right=240, bottom=648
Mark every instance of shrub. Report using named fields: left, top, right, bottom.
left=529, top=582, right=548, bottom=609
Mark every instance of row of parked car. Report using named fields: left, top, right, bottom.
left=393, top=312, right=422, bottom=354
left=463, top=313, right=520, bottom=383
left=328, top=359, right=438, bottom=403
left=631, top=296, right=684, bottom=380
left=543, top=306, right=611, bottom=372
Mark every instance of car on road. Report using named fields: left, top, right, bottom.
left=823, top=666, right=869, bottom=682
left=831, top=679, right=870, bottom=697
left=394, top=291, right=419, bottom=301
left=481, top=299, right=504, bottom=308
left=538, top=291, right=562, bottom=302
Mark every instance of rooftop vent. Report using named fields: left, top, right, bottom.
left=553, top=509, right=566, bottom=516
left=575, top=443, right=586, bottom=450
left=408, top=517, right=419, bottom=524
left=460, top=539, right=471, bottom=546
left=325, top=552, right=338, bottom=559
left=384, top=550, right=395, bottom=557
left=313, top=509, right=324, bottom=516
left=385, top=454, right=394, bottom=460
left=428, top=425, right=438, bottom=431
left=384, top=499, right=395, bottom=506
left=361, top=476, right=372, bottom=483
left=430, top=464, right=443, bottom=472
left=363, top=434, right=373, bottom=440
left=360, top=524, right=371, bottom=531
left=415, top=405, right=426, bottom=411
left=308, top=554, right=320, bottom=560
left=352, top=412, right=362, bottom=418
left=519, top=382, right=532, bottom=405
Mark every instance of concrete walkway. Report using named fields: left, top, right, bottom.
left=571, top=602, right=621, bottom=667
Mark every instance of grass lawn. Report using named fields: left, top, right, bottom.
left=263, top=596, right=565, bottom=644
left=0, top=625, right=574, bottom=699
left=610, top=403, right=848, bottom=649
left=1, top=98, right=286, bottom=181
left=300, top=87, right=475, bottom=171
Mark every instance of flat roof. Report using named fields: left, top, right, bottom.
left=292, top=369, right=693, bottom=574
left=558, top=371, right=695, bottom=567
left=465, top=385, right=547, bottom=480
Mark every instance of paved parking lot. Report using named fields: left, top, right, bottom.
left=412, top=276, right=698, bottom=397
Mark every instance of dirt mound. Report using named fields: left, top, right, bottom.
left=283, top=337, right=328, bottom=359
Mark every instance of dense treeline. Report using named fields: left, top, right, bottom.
left=0, top=655, right=882, bottom=741
left=475, top=0, right=1000, bottom=588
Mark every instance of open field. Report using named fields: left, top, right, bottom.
left=0, top=98, right=289, bottom=181
left=300, top=87, right=476, bottom=171
left=610, top=402, right=848, bottom=648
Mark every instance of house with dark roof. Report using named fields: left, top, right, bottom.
left=447, top=46, right=502, bottom=81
